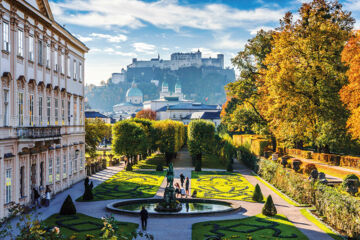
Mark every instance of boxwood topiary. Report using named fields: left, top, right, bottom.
left=252, top=184, right=264, bottom=202
left=262, top=195, right=277, bottom=216
left=60, top=195, right=76, bottom=215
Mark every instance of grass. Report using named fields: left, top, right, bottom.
left=42, top=213, right=138, bottom=239
left=202, top=154, right=226, bottom=169
left=191, top=171, right=255, bottom=201
left=299, top=209, right=344, bottom=240
left=77, top=171, right=165, bottom=201
left=251, top=173, right=303, bottom=207
left=192, top=214, right=309, bottom=240
left=132, top=153, right=167, bottom=170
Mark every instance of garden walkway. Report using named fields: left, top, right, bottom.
left=7, top=150, right=335, bottom=240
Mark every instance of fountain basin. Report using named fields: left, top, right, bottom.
left=106, top=198, right=241, bottom=216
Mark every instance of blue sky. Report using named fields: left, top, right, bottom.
left=48, top=0, right=360, bottom=85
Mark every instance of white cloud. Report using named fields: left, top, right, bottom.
left=90, top=33, right=127, bottom=43
left=50, top=0, right=286, bottom=31
left=132, top=42, right=156, bottom=54
left=115, top=51, right=137, bottom=57
left=249, top=26, right=274, bottom=35
left=213, top=34, right=247, bottom=50
left=104, top=47, right=115, bottom=53
left=75, top=34, right=93, bottom=42
left=162, top=47, right=170, bottom=51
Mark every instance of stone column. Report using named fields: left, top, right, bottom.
left=14, top=145, right=19, bottom=203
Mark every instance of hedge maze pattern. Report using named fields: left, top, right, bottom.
left=54, top=215, right=103, bottom=233
left=192, top=172, right=255, bottom=201
left=88, top=171, right=165, bottom=201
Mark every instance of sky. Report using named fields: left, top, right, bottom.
left=48, top=0, right=360, bottom=85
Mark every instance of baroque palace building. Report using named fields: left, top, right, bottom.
left=0, top=0, right=88, bottom=218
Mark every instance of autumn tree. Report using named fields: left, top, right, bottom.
left=341, top=30, right=360, bottom=140
left=136, top=109, right=156, bottom=120
left=85, top=119, right=112, bottom=157
left=259, top=0, right=354, bottom=152
left=223, top=29, right=275, bottom=148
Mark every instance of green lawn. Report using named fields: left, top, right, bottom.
left=133, top=153, right=167, bottom=170
left=77, top=171, right=165, bottom=201
left=192, top=214, right=309, bottom=240
left=202, top=154, right=226, bottom=169
left=43, top=213, right=138, bottom=239
left=191, top=171, right=255, bottom=201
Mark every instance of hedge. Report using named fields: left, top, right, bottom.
left=258, top=159, right=360, bottom=238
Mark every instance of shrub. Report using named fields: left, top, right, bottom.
left=303, top=163, right=317, bottom=175
left=342, top=174, right=360, bottom=196
left=59, top=195, right=76, bottom=215
left=252, top=184, right=263, bottom=202
left=156, top=164, right=163, bottom=171
left=126, top=164, right=133, bottom=171
left=292, top=159, right=302, bottom=172
left=262, top=195, right=277, bottom=216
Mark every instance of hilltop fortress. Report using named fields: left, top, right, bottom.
left=111, top=50, right=234, bottom=84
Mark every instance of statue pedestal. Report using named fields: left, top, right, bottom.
left=155, top=186, right=182, bottom=212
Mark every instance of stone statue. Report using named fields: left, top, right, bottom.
left=166, top=162, right=174, bottom=187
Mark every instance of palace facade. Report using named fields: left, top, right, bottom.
left=0, top=0, right=88, bottom=218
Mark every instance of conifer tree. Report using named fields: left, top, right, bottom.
left=262, top=195, right=277, bottom=216
left=252, top=184, right=264, bottom=202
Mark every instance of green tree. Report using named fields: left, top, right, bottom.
left=112, top=120, right=147, bottom=165
left=188, top=120, right=215, bottom=171
left=260, top=0, right=354, bottom=152
left=223, top=29, right=275, bottom=148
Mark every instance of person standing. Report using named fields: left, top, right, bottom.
left=185, top=177, right=190, bottom=197
left=33, top=188, right=41, bottom=209
left=180, top=173, right=185, bottom=187
left=45, top=185, right=51, bottom=207
left=140, top=206, right=148, bottom=230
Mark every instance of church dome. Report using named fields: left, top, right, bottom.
left=162, top=81, right=168, bottom=87
left=175, top=81, right=181, bottom=89
left=126, top=87, right=143, bottom=98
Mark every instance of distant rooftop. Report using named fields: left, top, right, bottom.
left=156, top=103, right=220, bottom=112
left=85, top=111, right=109, bottom=119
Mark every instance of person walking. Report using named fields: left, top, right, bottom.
left=33, top=187, right=41, bottom=209
left=175, top=183, right=181, bottom=198
left=140, top=206, right=148, bottom=230
left=45, top=185, right=51, bottom=207
left=185, top=177, right=190, bottom=197
left=180, top=173, right=185, bottom=187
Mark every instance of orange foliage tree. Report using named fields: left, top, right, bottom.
left=341, top=30, right=360, bottom=139
left=135, top=109, right=156, bottom=120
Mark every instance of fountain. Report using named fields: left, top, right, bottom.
left=154, top=163, right=182, bottom=212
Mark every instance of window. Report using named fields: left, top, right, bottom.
left=46, top=45, right=50, bottom=68
left=47, top=97, right=51, bottom=125
left=67, top=57, right=71, bottom=77
left=38, top=40, right=43, bottom=65
left=18, top=92, right=24, bottom=126
left=74, top=151, right=78, bottom=172
left=80, top=150, right=84, bottom=170
left=29, top=36, right=34, bottom=61
left=55, top=98, right=59, bottom=125
left=54, top=51, right=58, bottom=72
left=67, top=101, right=71, bottom=125
left=48, top=158, right=53, bottom=184
left=79, top=63, right=82, bottom=82
left=61, top=54, right=65, bottom=74
left=20, top=166, right=25, bottom=198
left=5, top=168, right=11, bottom=203
left=39, top=96, right=43, bottom=125
left=3, top=89, right=9, bottom=126
left=61, top=99, right=65, bottom=125
left=79, top=99, right=83, bottom=125
left=56, top=156, right=60, bottom=181
left=3, top=22, right=9, bottom=52
left=63, top=154, right=67, bottom=178
left=68, top=152, right=72, bottom=175
left=73, top=98, right=77, bottom=124
left=73, top=60, right=77, bottom=80
left=30, top=95, right=34, bottom=126
left=18, top=30, right=23, bottom=57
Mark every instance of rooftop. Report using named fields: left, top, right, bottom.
left=85, top=111, right=110, bottom=119
left=156, top=103, right=220, bottom=112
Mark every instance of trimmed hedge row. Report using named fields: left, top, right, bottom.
left=233, top=134, right=270, bottom=156
left=287, top=148, right=360, bottom=169
left=258, top=159, right=360, bottom=238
